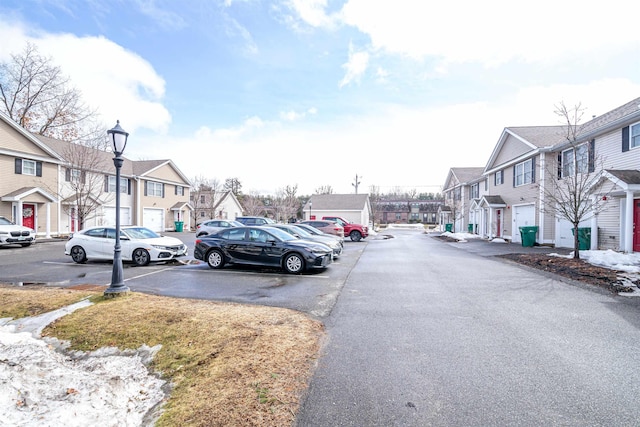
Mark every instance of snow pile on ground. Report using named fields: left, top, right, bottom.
left=552, top=249, right=640, bottom=273
left=0, top=301, right=166, bottom=427
left=441, top=231, right=484, bottom=242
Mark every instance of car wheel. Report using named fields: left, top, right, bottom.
left=284, top=253, right=304, bottom=274
left=350, top=230, right=362, bottom=242
left=70, top=246, right=87, bottom=264
left=206, top=249, right=225, bottom=269
left=132, top=248, right=151, bottom=266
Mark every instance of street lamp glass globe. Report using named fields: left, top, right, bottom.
left=107, top=120, right=129, bottom=154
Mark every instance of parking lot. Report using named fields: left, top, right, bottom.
left=0, top=232, right=369, bottom=318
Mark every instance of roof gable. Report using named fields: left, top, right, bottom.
left=485, top=126, right=564, bottom=172
left=305, top=193, right=370, bottom=211
left=0, top=112, right=63, bottom=161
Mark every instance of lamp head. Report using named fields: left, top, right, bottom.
left=107, top=120, right=129, bottom=155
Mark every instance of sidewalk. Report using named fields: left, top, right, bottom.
left=429, top=232, right=574, bottom=257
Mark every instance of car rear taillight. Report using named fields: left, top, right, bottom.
left=195, top=239, right=202, bottom=245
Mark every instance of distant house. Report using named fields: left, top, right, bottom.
left=190, top=190, right=244, bottom=225
left=376, top=199, right=442, bottom=224
left=442, top=167, right=485, bottom=233
left=303, top=194, right=371, bottom=226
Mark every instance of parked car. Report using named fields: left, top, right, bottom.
left=294, top=223, right=345, bottom=245
left=65, top=226, right=188, bottom=266
left=0, top=216, right=36, bottom=247
left=194, top=226, right=333, bottom=274
left=235, top=216, right=276, bottom=226
left=299, top=220, right=345, bottom=239
left=265, top=223, right=343, bottom=259
left=196, top=219, right=243, bottom=237
left=322, top=216, right=369, bottom=242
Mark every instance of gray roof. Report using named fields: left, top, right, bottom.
left=450, top=167, right=485, bottom=184
left=505, top=126, right=566, bottom=148
left=306, top=193, right=369, bottom=210
left=605, top=170, right=640, bottom=185
left=578, top=97, right=640, bottom=137
left=481, top=195, right=506, bottom=206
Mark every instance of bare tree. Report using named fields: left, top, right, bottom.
left=368, top=185, right=382, bottom=229
left=241, top=192, right=266, bottom=216
left=224, top=177, right=242, bottom=196
left=542, top=102, right=609, bottom=259
left=190, top=176, right=212, bottom=225
left=271, top=185, right=299, bottom=222
left=0, top=43, right=97, bottom=141
left=314, top=185, right=333, bottom=195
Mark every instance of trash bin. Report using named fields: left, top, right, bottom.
left=468, top=223, right=473, bottom=233
left=445, top=223, right=453, bottom=232
left=571, top=227, right=591, bottom=250
left=519, top=226, right=538, bottom=247
left=174, top=221, right=184, bottom=232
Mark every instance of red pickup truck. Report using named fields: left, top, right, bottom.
left=322, top=216, right=368, bottom=242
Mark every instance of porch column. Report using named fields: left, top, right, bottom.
left=488, top=208, right=494, bottom=239
left=625, top=191, right=634, bottom=253
left=45, top=203, right=52, bottom=238
left=17, top=200, right=23, bottom=226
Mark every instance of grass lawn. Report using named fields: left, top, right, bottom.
left=0, top=285, right=323, bottom=426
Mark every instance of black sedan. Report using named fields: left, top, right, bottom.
left=194, top=226, right=333, bottom=274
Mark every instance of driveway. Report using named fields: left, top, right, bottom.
left=296, top=228, right=640, bottom=426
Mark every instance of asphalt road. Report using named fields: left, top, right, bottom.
left=295, top=228, right=640, bottom=426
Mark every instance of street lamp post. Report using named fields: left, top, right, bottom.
left=104, top=120, right=130, bottom=297
left=309, top=202, right=312, bottom=220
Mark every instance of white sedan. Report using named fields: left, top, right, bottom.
left=65, top=226, right=188, bottom=266
left=0, top=216, right=36, bottom=247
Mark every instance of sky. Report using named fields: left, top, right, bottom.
left=1, top=1, right=640, bottom=196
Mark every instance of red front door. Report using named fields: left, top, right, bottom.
left=22, top=204, right=35, bottom=230
left=633, top=200, right=640, bottom=252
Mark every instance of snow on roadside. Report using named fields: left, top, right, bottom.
left=0, top=300, right=166, bottom=427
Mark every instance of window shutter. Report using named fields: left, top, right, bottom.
left=80, top=171, right=86, bottom=184
left=144, top=181, right=148, bottom=196
left=175, top=185, right=178, bottom=195
left=127, top=179, right=131, bottom=195
left=557, top=153, right=562, bottom=179
left=161, top=183, right=165, bottom=198
left=15, top=158, right=22, bottom=174
left=513, top=165, right=516, bottom=187
left=531, top=158, right=536, bottom=183
left=65, top=168, right=71, bottom=181
left=104, top=175, right=109, bottom=192
left=622, top=126, right=630, bottom=152
left=588, top=139, right=595, bottom=173
left=36, top=162, right=42, bottom=177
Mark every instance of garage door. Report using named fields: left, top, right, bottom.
left=103, top=206, right=131, bottom=227
left=143, top=208, right=164, bottom=232
left=556, top=217, right=591, bottom=249
left=512, top=204, right=535, bottom=243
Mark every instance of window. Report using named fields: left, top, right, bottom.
left=562, top=144, right=589, bottom=177
left=200, top=195, right=206, bottom=203
left=107, top=176, right=128, bottom=193
left=200, top=211, right=206, bottom=217
left=514, top=159, right=533, bottom=187
left=470, top=183, right=479, bottom=199
left=495, top=170, right=503, bottom=185
left=146, top=181, right=163, bottom=197
left=632, top=122, right=640, bottom=149
left=175, top=186, right=184, bottom=196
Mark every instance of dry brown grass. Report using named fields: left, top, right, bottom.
left=0, top=285, right=323, bottom=426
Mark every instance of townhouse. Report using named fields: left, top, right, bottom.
left=442, top=96, right=640, bottom=252
left=0, top=112, right=193, bottom=235
left=441, top=167, right=484, bottom=233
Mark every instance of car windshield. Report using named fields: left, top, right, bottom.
left=289, top=226, right=313, bottom=238
left=0, top=217, right=14, bottom=225
left=122, top=227, right=160, bottom=239
left=265, top=227, right=297, bottom=241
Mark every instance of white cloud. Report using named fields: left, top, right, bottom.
left=0, top=16, right=171, bottom=134
left=281, top=0, right=339, bottom=30
left=339, top=44, right=369, bottom=87
left=340, top=0, right=640, bottom=66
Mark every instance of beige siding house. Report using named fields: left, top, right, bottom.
left=0, top=112, right=193, bottom=235
left=441, top=167, right=484, bottom=233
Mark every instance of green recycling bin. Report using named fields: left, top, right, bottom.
left=445, top=223, right=453, bottom=232
left=468, top=223, right=473, bottom=233
left=519, top=226, right=538, bottom=247
left=174, top=221, right=184, bottom=232
left=571, top=227, right=591, bottom=250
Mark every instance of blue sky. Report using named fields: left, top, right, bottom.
left=1, top=0, right=640, bottom=196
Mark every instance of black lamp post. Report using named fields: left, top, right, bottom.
left=104, top=120, right=130, bottom=296
left=309, top=202, right=312, bottom=220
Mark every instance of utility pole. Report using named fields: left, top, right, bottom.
left=352, top=174, right=362, bottom=194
